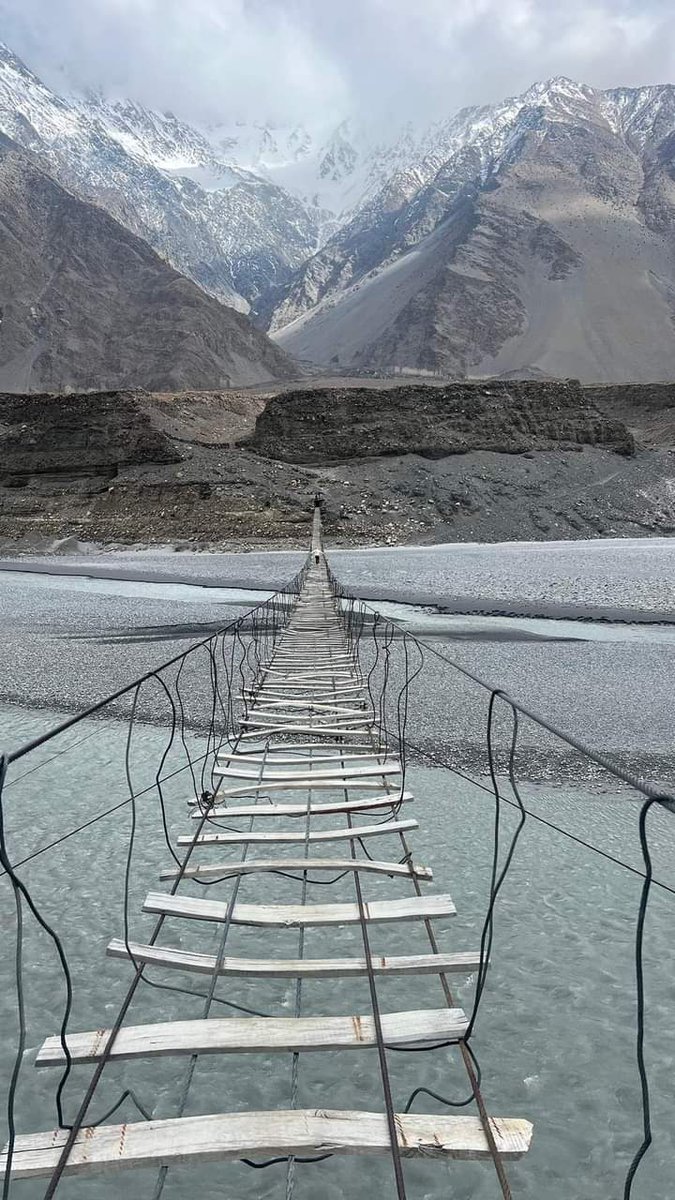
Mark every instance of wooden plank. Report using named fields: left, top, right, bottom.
left=239, top=724, right=369, bottom=734
left=250, top=701, right=369, bottom=717
left=213, top=780, right=403, bottom=797
left=269, top=656, right=353, bottom=665
left=191, top=794, right=412, bottom=820
left=219, top=741, right=373, bottom=755
left=178, top=818, right=418, bottom=846
left=158, top=857, right=433, bottom=882
left=108, top=939, right=479, bottom=978
left=242, top=713, right=369, bottom=727
left=213, top=763, right=400, bottom=783
left=239, top=723, right=372, bottom=737
left=244, top=689, right=366, bottom=701
left=265, top=667, right=355, bottom=678
left=142, top=891, right=456, bottom=927
left=215, top=752, right=393, bottom=768
left=243, top=696, right=365, bottom=700
left=36, top=1007, right=468, bottom=1066
left=250, top=700, right=366, bottom=712
left=0, top=1111, right=533, bottom=1178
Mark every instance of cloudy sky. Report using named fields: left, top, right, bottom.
left=1, top=0, right=674, bottom=133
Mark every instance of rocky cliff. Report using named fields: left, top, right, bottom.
left=246, top=380, right=634, bottom=463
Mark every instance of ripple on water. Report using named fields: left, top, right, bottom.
left=0, top=710, right=673, bottom=1199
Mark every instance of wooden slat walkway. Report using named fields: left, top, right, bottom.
left=0, top=504, right=532, bottom=1192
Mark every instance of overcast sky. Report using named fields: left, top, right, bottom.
left=1, top=0, right=674, bottom=133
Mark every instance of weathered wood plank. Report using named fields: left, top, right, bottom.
left=158, top=856, right=432, bottom=881
left=178, top=818, right=418, bottom=846
left=36, top=1007, right=468, bottom=1066
left=214, top=752, right=393, bottom=768
left=265, top=667, right=355, bottom=678
left=192, top=794, right=412, bottom=820
left=239, top=722, right=371, bottom=736
left=239, top=728, right=370, bottom=741
left=242, top=713, right=369, bottom=726
left=213, top=780, right=403, bottom=797
left=251, top=702, right=369, bottom=717
left=0, top=1111, right=533, bottom=1178
left=142, top=891, right=455, bottom=926
left=233, top=741, right=374, bottom=753
left=107, top=939, right=480, bottom=978
left=213, top=762, right=400, bottom=784
left=244, top=691, right=366, bottom=704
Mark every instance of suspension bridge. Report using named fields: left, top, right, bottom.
left=0, top=502, right=671, bottom=1197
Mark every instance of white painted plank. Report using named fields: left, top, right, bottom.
left=37, top=1007, right=468, bottom=1066
left=158, top=857, right=432, bottom=881
left=178, top=818, right=418, bottom=846
left=0, top=1111, right=533, bottom=1178
left=107, top=940, right=479, bottom=979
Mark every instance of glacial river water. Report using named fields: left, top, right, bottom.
left=0, top=703, right=673, bottom=1200
left=1, top=538, right=674, bottom=1197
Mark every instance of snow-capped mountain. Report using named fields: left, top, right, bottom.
left=0, top=132, right=293, bottom=392
left=270, top=77, right=675, bottom=382
left=0, top=43, right=325, bottom=311
left=4, top=42, right=675, bottom=382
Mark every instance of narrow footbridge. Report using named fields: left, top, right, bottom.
left=0, top=506, right=533, bottom=1197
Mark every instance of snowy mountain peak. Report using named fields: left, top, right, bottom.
left=318, top=120, right=359, bottom=182
left=523, top=76, right=593, bottom=104
left=0, top=42, right=36, bottom=80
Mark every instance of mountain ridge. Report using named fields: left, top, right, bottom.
left=4, top=45, right=675, bottom=381
left=0, top=132, right=294, bottom=392
left=269, top=77, right=675, bottom=382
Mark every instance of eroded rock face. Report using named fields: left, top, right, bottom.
left=0, top=391, right=179, bottom=477
left=245, top=380, right=635, bottom=464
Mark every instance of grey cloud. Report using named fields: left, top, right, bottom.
left=1, top=0, right=674, bottom=134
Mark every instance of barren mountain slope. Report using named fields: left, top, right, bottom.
left=0, top=137, right=295, bottom=392
left=272, top=81, right=675, bottom=382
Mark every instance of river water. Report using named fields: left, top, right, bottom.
left=0, top=703, right=673, bottom=1200
left=1, top=538, right=674, bottom=1197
